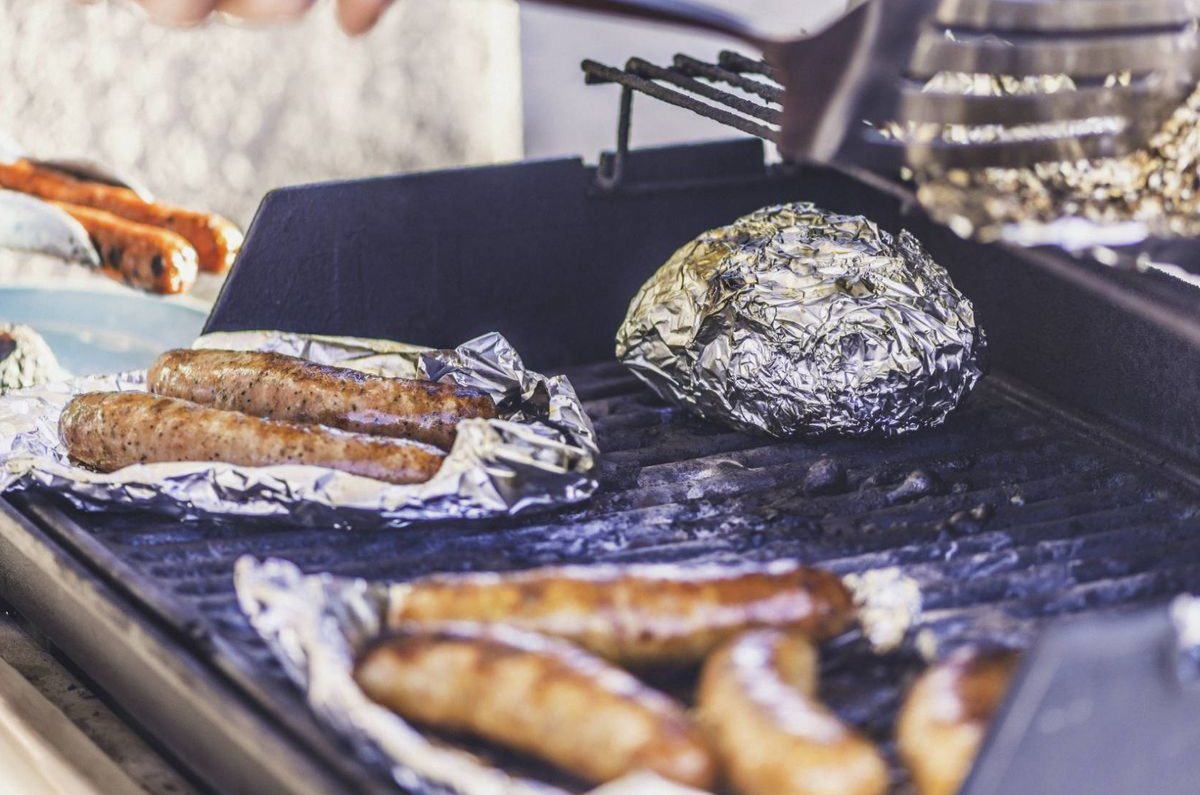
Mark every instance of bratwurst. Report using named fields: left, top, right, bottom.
left=59, top=392, right=444, bottom=485
left=354, top=623, right=717, bottom=788
left=897, top=647, right=1019, bottom=795
left=697, top=629, right=889, bottom=795
left=386, top=561, right=855, bottom=668
left=148, top=349, right=497, bottom=450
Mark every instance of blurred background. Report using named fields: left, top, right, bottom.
left=0, top=0, right=851, bottom=225
left=0, top=0, right=849, bottom=311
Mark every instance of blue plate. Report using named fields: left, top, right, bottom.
left=0, top=286, right=208, bottom=375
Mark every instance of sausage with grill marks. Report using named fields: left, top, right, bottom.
left=52, top=202, right=197, bottom=294
left=0, top=159, right=242, bottom=273
left=59, top=392, right=444, bottom=485
left=897, top=647, right=1020, bottom=795
left=353, top=623, right=718, bottom=788
left=386, top=560, right=855, bottom=668
left=697, top=629, right=889, bottom=795
left=148, top=348, right=496, bottom=450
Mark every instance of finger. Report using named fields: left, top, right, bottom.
left=133, top=0, right=221, bottom=26
left=335, top=0, right=394, bottom=35
left=214, top=0, right=317, bottom=21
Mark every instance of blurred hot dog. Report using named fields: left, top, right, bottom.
left=897, top=647, right=1020, bottom=795
left=51, top=201, right=197, bottom=294
left=354, top=623, right=718, bottom=788
left=385, top=561, right=855, bottom=667
left=0, top=159, right=242, bottom=273
left=697, top=629, right=889, bottom=795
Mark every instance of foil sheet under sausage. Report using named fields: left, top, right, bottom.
left=0, top=330, right=599, bottom=527
left=235, top=556, right=920, bottom=795
left=236, top=557, right=714, bottom=795
left=615, top=202, right=985, bottom=438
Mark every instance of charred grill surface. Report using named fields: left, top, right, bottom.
left=9, top=360, right=1200, bottom=789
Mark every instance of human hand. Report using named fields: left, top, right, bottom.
left=130, top=0, right=396, bottom=35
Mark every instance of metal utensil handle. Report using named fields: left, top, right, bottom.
left=523, top=0, right=763, bottom=43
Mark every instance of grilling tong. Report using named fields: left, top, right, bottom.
left=532, top=0, right=1200, bottom=170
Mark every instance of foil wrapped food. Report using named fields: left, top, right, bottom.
left=0, top=330, right=599, bottom=527
left=235, top=557, right=711, bottom=795
left=0, top=323, right=66, bottom=392
left=616, top=203, right=985, bottom=438
left=894, top=72, right=1200, bottom=247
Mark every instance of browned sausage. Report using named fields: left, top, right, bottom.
left=354, top=623, right=717, bottom=788
left=148, top=348, right=497, bottom=450
left=897, top=647, right=1019, bottom=795
left=0, top=159, right=242, bottom=273
left=697, top=629, right=889, bottom=795
left=59, top=392, right=444, bottom=485
left=386, top=561, right=854, bottom=668
left=51, top=202, right=197, bottom=294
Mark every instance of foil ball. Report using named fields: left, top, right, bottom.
left=615, top=203, right=985, bottom=438
left=0, top=323, right=63, bottom=392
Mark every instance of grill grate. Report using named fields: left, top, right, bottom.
left=583, top=51, right=783, bottom=187
left=13, top=360, right=1200, bottom=789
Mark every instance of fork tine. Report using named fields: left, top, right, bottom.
left=910, top=27, right=1200, bottom=79
left=898, top=77, right=1188, bottom=126
left=936, top=0, right=1200, bottom=33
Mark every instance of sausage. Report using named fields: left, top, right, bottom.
left=696, top=629, right=889, bottom=795
left=0, top=159, right=242, bottom=273
left=51, top=202, right=198, bottom=294
left=897, top=647, right=1019, bottom=795
left=353, top=623, right=717, bottom=788
left=386, top=560, right=855, bottom=668
left=59, top=391, right=444, bottom=485
left=147, top=348, right=497, bottom=450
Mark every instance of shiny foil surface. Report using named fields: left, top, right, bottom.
left=899, top=74, right=1200, bottom=246
left=235, top=557, right=710, bottom=795
left=615, top=203, right=985, bottom=438
left=0, top=330, right=599, bottom=528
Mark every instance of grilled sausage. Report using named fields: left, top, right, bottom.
left=59, top=392, right=444, bottom=485
left=354, top=623, right=717, bottom=788
left=148, top=348, right=497, bottom=450
left=897, top=647, right=1019, bottom=795
left=386, top=560, right=854, bottom=668
left=697, top=629, right=889, bottom=795
left=51, top=202, right=198, bottom=294
left=0, top=159, right=242, bottom=273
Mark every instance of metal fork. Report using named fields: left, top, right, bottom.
left=528, top=0, right=1200, bottom=170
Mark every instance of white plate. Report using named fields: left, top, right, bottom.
left=0, top=285, right=207, bottom=375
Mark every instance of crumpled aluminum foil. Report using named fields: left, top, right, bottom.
left=615, top=202, right=985, bottom=438
left=235, top=557, right=711, bottom=795
left=0, top=323, right=66, bottom=393
left=893, top=72, right=1200, bottom=247
left=0, top=329, right=599, bottom=528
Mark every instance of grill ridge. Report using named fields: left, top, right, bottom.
left=11, top=360, right=1200, bottom=791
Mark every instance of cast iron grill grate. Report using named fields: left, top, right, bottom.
left=12, top=359, right=1200, bottom=789
left=583, top=51, right=784, bottom=186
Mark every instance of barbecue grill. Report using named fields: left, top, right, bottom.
left=3, top=46, right=1200, bottom=795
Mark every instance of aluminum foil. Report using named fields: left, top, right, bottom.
left=615, top=202, right=985, bottom=438
left=896, top=72, right=1200, bottom=247
left=235, top=556, right=711, bottom=795
left=0, top=323, right=67, bottom=393
left=843, top=567, right=923, bottom=653
left=0, top=330, right=599, bottom=527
